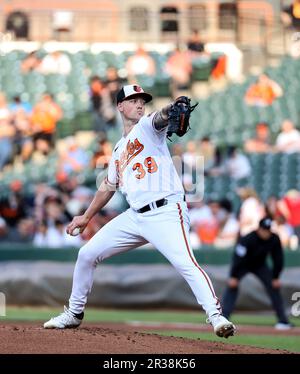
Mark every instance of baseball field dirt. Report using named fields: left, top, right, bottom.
left=0, top=322, right=292, bottom=354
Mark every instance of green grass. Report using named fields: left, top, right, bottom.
left=1, top=307, right=299, bottom=353
left=1, top=307, right=300, bottom=327
left=147, top=330, right=300, bottom=353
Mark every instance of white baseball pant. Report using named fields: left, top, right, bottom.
left=69, top=200, right=222, bottom=318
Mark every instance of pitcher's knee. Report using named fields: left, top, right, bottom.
left=77, top=246, right=99, bottom=266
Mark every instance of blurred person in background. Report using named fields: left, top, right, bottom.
left=9, top=95, right=32, bottom=114
left=265, top=196, right=294, bottom=248
left=10, top=97, right=34, bottom=163
left=0, top=180, right=29, bottom=229
left=89, top=76, right=115, bottom=135
left=281, top=0, right=300, bottom=32
left=188, top=198, right=213, bottom=248
left=90, top=137, right=112, bottom=170
left=198, top=136, right=216, bottom=175
left=58, top=136, right=90, bottom=175
left=244, top=122, right=273, bottom=153
left=222, top=217, right=292, bottom=330
left=0, top=118, right=15, bottom=170
left=275, top=119, right=300, bottom=153
left=244, top=74, right=283, bottom=107
left=237, top=187, right=265, bottom=236
left=187, top=29, right=206, bottom=55
left=182, top=140, right=198, bottom=177
left=125, top=46, right=156, bottom=83
left=21, top=51, right=42, bottom=73
left=0, top=93, right=15, bottom=169
left=278, top=189, right=300, bottom=241
left=38, top=50, right=71, bottom=75
left=195, top=200, right=220, bottom=246
left=33, top=218, right=83, bottom=248
left=210, top=146, right=251, bottom=185
left=105, top=67, right=123, bottom=105
left=213, top=199, right=239, bottom=249
left=165, top=46, right=192, bottom=99
left=43, top=195, right=70, bottom=227
left=31, top=93, right=62, bottom=152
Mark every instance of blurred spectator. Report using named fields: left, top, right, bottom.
left=0, top=118, right=15, bottom=170
left=182, top=140, right=198, bottom=175
left=9, top=95, right=32, bottom=114
left=224, top=146, right=252, bottom=183
left=33, top=219, right=83, bottom=248
left=66, top=186, right=94, bottom=217
left=13, top=217, right=36, bottom=243
left=281, top=0, right=300, bottom=32
left=237, top=187, right=265, bottom=236
left=171, top=143, right=185, bottom=181
left=187, top=29, right=206, bottom=54
left=10, top=97, right=34, bottom=163
left=278, top=189, right=300, bottom=241
left=126, top=46, right=156, bottom=83
left=165, top=46, right=192, bottom=98
left=272, top=215, right=294, bottom=249
left=55, top=172, right=78, bottom=199
left=275, top=119, right=300, bottom=153
left=58, top=136, right=89, bottom=175
left=244, top=74, right=283, bottom=107
left=43, top=195, right=70, bottom=226
left=264, top=195, right=294, bottom=247
left=105, top=66, right=123, bottom=105
left=38, top=51, right=71, bottom=75
left=195, top=200, right=220, bottom=246
left=244, top=122, right=273, bottom=153
left=198, top=136, right=216, bottom=174
left=31, top=93, right=62, bottom=151
left=89, top=76, right=115, bottom=134
left=281, top=1, right=300, bottom=57
left=0, top=92, right=11, bottom=121
left=91, top=137, right=112, bottom=170
left=265, top=195, right=281, bottom=220
left=0, top=93, right=15, bottom=169
left=0, top=180, right=28, bottom=228
left=21, top=51, right=42, bottom=73
left=214, top=199, right=239, bottom=249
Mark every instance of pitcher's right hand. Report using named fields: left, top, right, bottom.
left=66, top=215, right=89, bottom=236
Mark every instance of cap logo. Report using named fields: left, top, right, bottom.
left=133, top=85, right=142, bottom=93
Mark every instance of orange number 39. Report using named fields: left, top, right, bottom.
left=133, top=157, right=158, bottom=179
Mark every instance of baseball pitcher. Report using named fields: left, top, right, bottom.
left=44, top=84, right=236, bottom=338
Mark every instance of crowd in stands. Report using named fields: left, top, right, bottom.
left=0, top=91, right=63, bottom=169
left=244, top=119, right=300, bottom=154
left=1, top=43, right=300, bottom=250
left=1, top=130, right=300, bottom=250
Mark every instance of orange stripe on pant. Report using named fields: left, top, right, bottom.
left=176, top=203, right=222, bottom=312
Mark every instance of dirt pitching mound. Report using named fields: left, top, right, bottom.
left=0, top=323, right=290, bottom=354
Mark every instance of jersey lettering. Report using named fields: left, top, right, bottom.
left=119, top=138, right=144, bottom=173
left=133, top=157, right=158, bottom=179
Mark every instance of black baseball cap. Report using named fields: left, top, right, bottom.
left=116, top=84, right=152, bottom=104
left=259, top=217, right=272, bottom=231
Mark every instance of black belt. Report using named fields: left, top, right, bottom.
left=137, top=198, right=168, bottom=213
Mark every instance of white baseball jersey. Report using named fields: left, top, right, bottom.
left=106, top=112, right=184, bottom=210
left=68, top=109, right=222, bottom=322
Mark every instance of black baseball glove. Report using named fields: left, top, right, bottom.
left=167, top=96, right=198, bottom=139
